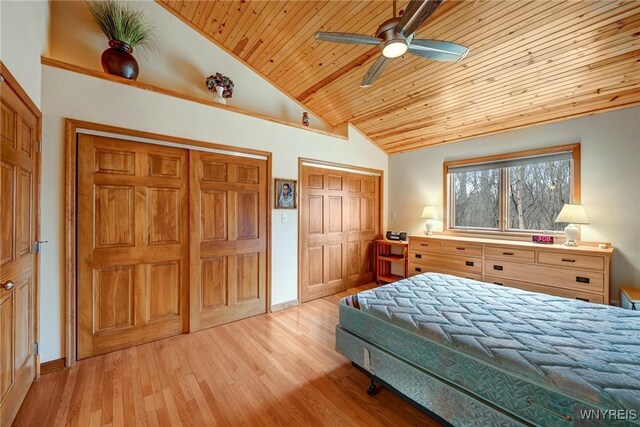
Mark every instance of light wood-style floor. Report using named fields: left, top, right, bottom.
left=14, top=285, right=441, bottom=426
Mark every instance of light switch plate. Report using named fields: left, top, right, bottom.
left=281, top=213, right=288, bottom=223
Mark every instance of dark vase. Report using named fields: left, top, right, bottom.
left=101, top=40, right=139, bottom=80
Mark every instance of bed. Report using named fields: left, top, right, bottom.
left=336, top=273, right=640, bottom=426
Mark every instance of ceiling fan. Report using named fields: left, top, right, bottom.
left=315, top=0, right=469, bottom=87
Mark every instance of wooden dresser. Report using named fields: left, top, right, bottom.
left=408, top=235, right=613, bottom=304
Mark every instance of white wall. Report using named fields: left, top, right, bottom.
left=49, top=0, right=334, bottom=132
left=388, top=106, right=640, bottom=301
left=0, top=0, right=50, bottom=107
left=40, top=65, right=387, bottom=362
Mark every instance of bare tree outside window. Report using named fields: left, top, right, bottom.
left=508, top=160, right=571, bottom=231
left=452, top=169, right=500, bottom=229
left=448, top=149, right=574, bottom=233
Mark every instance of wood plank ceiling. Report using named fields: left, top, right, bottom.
left=158, top=1, right=640, bottom=153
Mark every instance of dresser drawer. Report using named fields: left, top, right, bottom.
left=485, top=246, right=535, bottom=263
left=409, top=239, right=442, bottom=253
left=443, top=242, right=483, bottom=257
left=410, top=263, right=482, bottom=281
left=484, top=275, right=604, bottom=304
left=485, top=260, right=604, bottom=293
left=538, top=251, right=605, bottom=271
left=411, top=251, right=482, bottom=273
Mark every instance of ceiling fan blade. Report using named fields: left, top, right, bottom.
left=408, top=39, right=469, bottom=61
left=360, top=55, right=390, bottom=88
left=397, top=0, right=443, bottom=36
left=315, top=32, right=381, bottom=46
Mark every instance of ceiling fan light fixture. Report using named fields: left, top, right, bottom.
left=382, top=39, right=408, bottom=58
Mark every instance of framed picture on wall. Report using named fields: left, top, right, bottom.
left=274, top=178, right=297, bottom=209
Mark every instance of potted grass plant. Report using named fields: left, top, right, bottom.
left=86, top=1, right=155, bottom=80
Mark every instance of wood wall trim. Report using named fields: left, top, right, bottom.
left=153, top=0, right=336, bottom=132
left=442, top=143, right=581, bottom=169
left=40, top=358, right=66, bottom=375
left=1, top=61, right=43, bottom=378
left=441, top=143, right=581, bottom=235
left=65, top=119, right=273, bottom=159
left=65, top=118, right=273, bottom=365
left=42, top=57, right=348, bottom=141
left=64, top=120, right=77, bottom=367
left=0, top=61, right=42, bottom=118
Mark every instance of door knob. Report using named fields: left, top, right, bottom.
left=2, top=281, right=15, bottom=291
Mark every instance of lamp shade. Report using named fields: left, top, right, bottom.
left=420, top=206, right=438, bottom=220
left=555, top=204, right=589, bottom=224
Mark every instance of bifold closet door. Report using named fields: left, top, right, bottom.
left=189, top=151, right=267, bottom=331
left=77, top=135, right=189, bottom=359
left=300, top=165, right=380, bottom=302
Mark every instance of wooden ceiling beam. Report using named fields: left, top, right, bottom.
left=296, top=48, right=380, bottom=103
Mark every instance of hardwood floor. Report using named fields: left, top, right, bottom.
left=14, top=285, right=442, bottom=426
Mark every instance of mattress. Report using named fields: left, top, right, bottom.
left=338, top=273, right=640, bottom=425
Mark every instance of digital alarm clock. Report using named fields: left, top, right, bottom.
left=532, top=235, right=554, bottom=244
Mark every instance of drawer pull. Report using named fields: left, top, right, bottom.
left=502, top=252, right=514, bottom=256
left=420, top=244, right=429, bottom=247
left=493, top=282, right=504, bottom=286
left=527, top=398, right=572, bottom=422
left=465, top=261, right=474, bottom=267
left=493, top=265, right=503, bottom=271
left=562, top=258, right=576, bottom=263
left=575, top=297, right=590, bottom=302
left=456, top=247, right=466, bottom=251
left=415, top=254, right=422, bottom=259
left=576, top=276, right=590, bottom=284
left=465, top=277, right=475, bottom=280
left=415, top=267, right=422, bottom=272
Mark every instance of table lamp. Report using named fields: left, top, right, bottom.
left=420, top=206, right=438, bottom=235
left=554, top=204, right=589, bottom=247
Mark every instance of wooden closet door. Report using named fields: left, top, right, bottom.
left=189, top=151, right=267, bottom=331
left=300, top=165, right=381, bottom=302
left=345, top=173, right=379, bottom=287
left=77, top=135, right=189, bottom=359
left=0, top=71, right=39, bottom=427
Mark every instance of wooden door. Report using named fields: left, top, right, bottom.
left=77, top=135, right=189, bottom=359
left=345, top=173, right=379, bottom=286
left=189, top=151, right=268, bottom=331
left=0, top=69, right=39, bottom=426
left=300, top=165, right=380, bottom=302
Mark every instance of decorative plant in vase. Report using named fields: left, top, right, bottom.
left=206, top=73, right=234, bottom=105
left=86, top=0, right=155, bottom=80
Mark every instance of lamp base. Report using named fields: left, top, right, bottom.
left=424, top=220, right=434, bottom=236
left=563, top=223, right=579, bottom=246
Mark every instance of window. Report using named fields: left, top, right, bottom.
left=445, top=144, right=579, bottom=233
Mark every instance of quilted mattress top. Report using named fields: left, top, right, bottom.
left=354, top=273, right=640, bottom=410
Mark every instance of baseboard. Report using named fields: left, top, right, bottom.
left=40, top=358, right=66, bottom=375
left=270, top=299, right=299, bottom=312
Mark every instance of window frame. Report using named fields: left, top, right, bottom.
left=443, top=143, right=581, bottom=236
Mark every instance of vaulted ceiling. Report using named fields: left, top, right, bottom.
left=159, top=1, right=640, bottom=153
